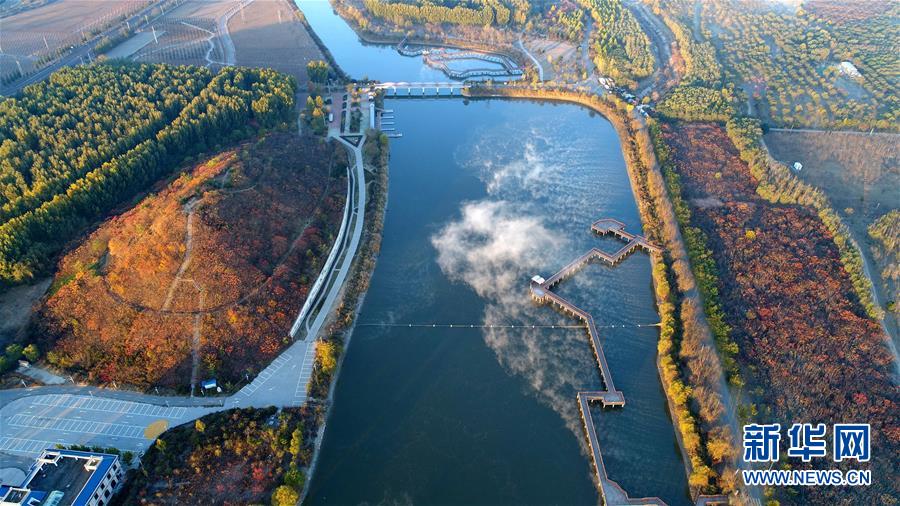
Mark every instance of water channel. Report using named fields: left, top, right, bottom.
left=296, top=2, right=692, bottom=504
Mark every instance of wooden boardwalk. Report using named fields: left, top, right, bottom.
left=530, top=219, right=729, bottom=506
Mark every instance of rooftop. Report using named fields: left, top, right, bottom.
left=26, top=457, right=91, bottom=506
left=2, top=450, right=119, bottom=506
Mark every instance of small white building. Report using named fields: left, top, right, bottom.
left=838, top=61, right=862, bottom=78
left=793, top=162, right=803, bottom=171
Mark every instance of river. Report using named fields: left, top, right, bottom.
left=296, top=2, right=692, bottom=504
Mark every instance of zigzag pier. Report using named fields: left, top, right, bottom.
left=529, top=219, right=728, bottom=506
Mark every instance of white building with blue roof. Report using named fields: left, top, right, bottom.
left=0, top=449, right=123, bottom=506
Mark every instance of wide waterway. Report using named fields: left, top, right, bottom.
left=297, top=2, right=692, bottom=504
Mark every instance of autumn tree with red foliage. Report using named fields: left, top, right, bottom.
left=661, top=122, right=899, bottom=504
left=34, top=133, right=348, bottom=393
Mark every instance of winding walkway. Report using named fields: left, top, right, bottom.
left=529, top=219, right=727, bottom=506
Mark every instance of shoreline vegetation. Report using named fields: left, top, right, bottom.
left=301, top=128, right=390, bottom=502
left=657, top=119, right=898, bottom=503
left=329, top=0, right=528, bottom=71
left=465, top=84, right=738, bottom=498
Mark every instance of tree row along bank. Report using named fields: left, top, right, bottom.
left=0, top=63, right=297, bottom=287
left=465, top=84, right=739, bottom=498
left=654, top=118, right=898, bottom=504
left=300, top=129, right=390, bottom=503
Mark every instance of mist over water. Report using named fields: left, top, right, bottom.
left=307, top=99, right=691, bottom=505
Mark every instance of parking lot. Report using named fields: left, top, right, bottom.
left=0, top=393, right=213, bottom=460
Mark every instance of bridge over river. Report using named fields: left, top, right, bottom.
left=529, top=219, right=728, bottom=506
left=372, top=81, right=470, bottom=97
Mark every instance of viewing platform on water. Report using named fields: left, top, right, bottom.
left=529, top=219, right=731, bottom=506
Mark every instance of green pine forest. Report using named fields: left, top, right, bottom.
left=0, top=62, right=297, bottom=286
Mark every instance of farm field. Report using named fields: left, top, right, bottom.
left=128, top=0, right=235, bottom=67
left=0, top=0, right=149, bottom=81
left=765, top=129, right=900, bottom=338
left=228, top=0, right=326, bottom=85
left=32, top=133, right=347, bottom=393
left=763, top=131, right=899, bottom=231
left=661, top=122, right=899, bottom=505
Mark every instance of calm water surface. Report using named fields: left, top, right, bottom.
left=297, top=2, right=691, bottom=504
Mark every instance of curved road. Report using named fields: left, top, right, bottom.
left=0, top=133, right=368, bottom=464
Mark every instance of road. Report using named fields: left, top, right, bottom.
left=625, top=0, right=677, bottom=98
left=515, top=36, right=543, bottom=81
left=767, top=127, right=900, bottom=138
left=0, top=0, right=172, bottom=96
left=218, top=0, right=257, bottom=66
left=581, top=18, right=594, bottom=78
left=0, top=133, right=369, bottom=465
left=233, top=131, right=367, bottom=409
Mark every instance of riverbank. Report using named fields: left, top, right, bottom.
left=300, top=130, right=390, bottom=503
left=327, top=0, right=528, bottom=72
left=465, top=85, right=740, bottom=501
left=291, top=0, right=351, bottom=82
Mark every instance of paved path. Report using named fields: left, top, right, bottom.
left=767, top=127, right=900, bottom=137
left=516, top=36, right=543, bottom=81
left=0, top=133, right=368, bottom=464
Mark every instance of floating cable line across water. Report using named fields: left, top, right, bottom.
left=355, top=322, right=661, bottom=329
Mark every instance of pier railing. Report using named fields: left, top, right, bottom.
left=529, top=219, right=730, bottom=506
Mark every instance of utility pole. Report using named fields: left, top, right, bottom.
left=43, top=36, right=50, bottom=51
left=152, top=25, right=158, bottom=44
